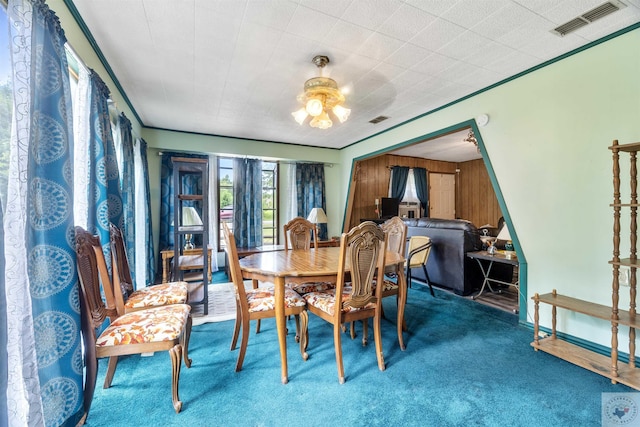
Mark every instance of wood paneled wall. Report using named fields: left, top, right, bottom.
left=345, top=155, right=501, bottom=230
left=456, top=159, right=502, bottom=227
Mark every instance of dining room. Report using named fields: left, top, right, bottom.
left=4, top=1, right=640, bottom=425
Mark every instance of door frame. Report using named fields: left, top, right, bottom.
left=341, top=119, right=527, bottom=323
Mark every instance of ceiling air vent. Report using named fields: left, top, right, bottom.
left=551, top=0, right=627, bottom=36
left=369, top=116, right=389, bottom=124
left=553, top=18, right=589, bottom=36
left=583, top=1, right=626, bottom=21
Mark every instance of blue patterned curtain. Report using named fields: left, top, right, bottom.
left=413, top=167, right=429, bottom=216
left=390, top=166, right=409, bottom=200
left=233, top=158, right=262, bottom=247
left=117, top=113, right=135, bottom=287
left=296, top=163, right=327, bottom=240
left=5, top=1, right=83, bottom=425
left=158, top=152, right=206, bottom=273
left=86, top=70, right=123, bottom=264
left=138, top=139, right=155, bottom=285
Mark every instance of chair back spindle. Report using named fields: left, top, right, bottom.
left=336, top=221, right=386, bottom=315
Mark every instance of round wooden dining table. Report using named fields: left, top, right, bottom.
left=239, top=246, right=406, bottom=384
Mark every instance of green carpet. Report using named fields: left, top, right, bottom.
left=83, top=284, right=630, bottom=426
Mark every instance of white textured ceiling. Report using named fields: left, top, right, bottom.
left=70, top=0, right=640, bottom=161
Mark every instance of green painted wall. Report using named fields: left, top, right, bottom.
left=339, top=28, right=640, bottom=348
left=53, top=0, right=142, bottom=138
left=141, top=128, right=343, bottom=253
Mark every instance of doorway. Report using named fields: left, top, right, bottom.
left=428, top=172, right=456, bottom=219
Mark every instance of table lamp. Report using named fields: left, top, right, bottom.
left=182, top=206, right=202, bottom=250
left=307, top=207, right=328, bottom=239
left=497, top=223, right=514, bottom=254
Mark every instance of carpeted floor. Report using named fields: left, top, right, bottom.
left=84, top=284, right=632, bottom=427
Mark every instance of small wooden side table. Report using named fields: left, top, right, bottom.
left=317, top=239, right=339, bottom=248
left=160, top=247, right=213, bottom=283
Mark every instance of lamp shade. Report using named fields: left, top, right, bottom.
left=496, top=224, right=511, bottom=241
left=291, top=108, right=308, bottom=125
left=307, top=207, right=327, bottom=224
left=182, top=206, right=203, bottom=227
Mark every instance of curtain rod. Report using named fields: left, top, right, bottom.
left=280, top=161, right=333, bottom=167
left=386, top=165, right=415, bottom=169
left=156, top=153, right=333, bottom=167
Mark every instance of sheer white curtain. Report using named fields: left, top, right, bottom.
left=287, top=163, right=297, bottom=221
left=389, top=168, right=420, bottom=204
left=5, top=1, right=39, bottom=422
left=133, top=141, right=146, bottom=287
left=73, top=63, right=90, bottom=228
left=208, top=154, right=218, bottom=271
left=403, top=169, right=420, bottom=203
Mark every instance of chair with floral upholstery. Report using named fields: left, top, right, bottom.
left=350, top=216, right=407, bottom=347
left=222, top=222, right=309, bottom=372
left=283, top=217, right=335, bottom=295
left=303, top=221, right=387, bottom=384
left=109, top=223, right=189, bottom=316
left=75, top=227, right=193, bottom=418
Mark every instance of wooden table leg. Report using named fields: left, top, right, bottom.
left=397, top=265, right=407, bottom=351
left=162, top=253, right=171, bottom=283
left=274, top=276, right=288, bottom=384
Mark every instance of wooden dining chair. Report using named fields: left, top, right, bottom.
left=222, top=222, right=309, bottom=372
left=75, top=227, right=193, bottom=417
left=378, top=216, right=407, bottom=303
left=283, top=217, right=335, bottom=295
left=344, top=216, right=407, bottom=349
left=348, top=216, right=406, bottom=341
left=109, top=223, right=189, bottom=315
left=303, top=221, right=387, bottom=384
left=284, top=216, right=318, bottom=251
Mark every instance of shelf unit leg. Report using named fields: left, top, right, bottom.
left=630, top=150, right=638, bottom=370
left=551, top=289, right=557, bottom=339
left=533, top=293, right=539, bottom=349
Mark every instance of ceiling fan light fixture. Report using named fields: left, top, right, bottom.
left=292, top=55, right=349, bottom=129
left=305, top=97, right=324, bottom=117
left=464, top=129, right=480, bottom=153
left=292, top=108, right=309, bottom=125
left=309, top=110, right=332, bottom=129
left=332, top=104, right=351, bottom=123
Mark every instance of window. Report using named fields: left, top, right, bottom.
left=218, top=157, right=234, bottom=245
left=262, top=162, right=278, bottom=244
left=401, top=169, right=420, bottom=204
left=217, top=157, right=279, bottom=248
left=0, top=5, right=11, bottom=212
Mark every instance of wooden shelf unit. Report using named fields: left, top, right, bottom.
left=531, top=139, right=640, bottom=390
left=172, top=157, right=210, bottom=315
